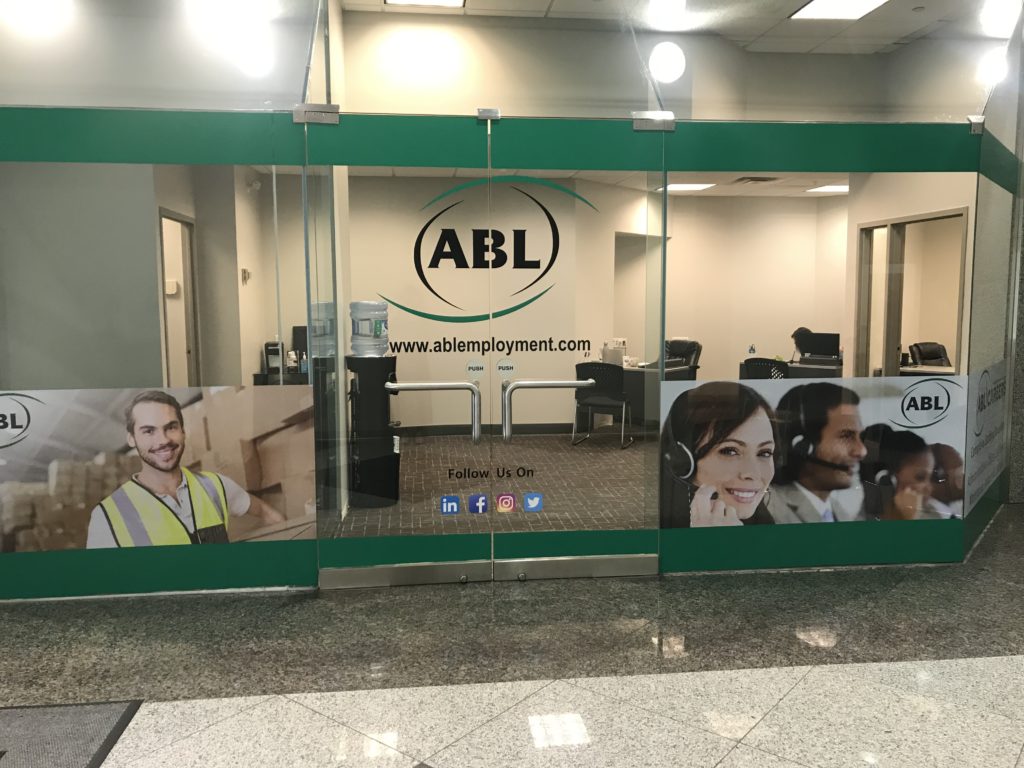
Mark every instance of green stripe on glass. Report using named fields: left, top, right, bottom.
left=0, top=540, right=317, bottom=600
left=979, top=131, right=1019, bottom=194
left=0, top=108, right=305, bottom=165
left=660, top=519, right=964, bottom=574
left=493, top=529, right=658, bottom=560
left=317, top=534, right=491, bottom=569
left=306, top=114, right=487, bottom=168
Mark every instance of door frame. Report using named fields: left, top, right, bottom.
left=158, top=208, right=202, bottom=387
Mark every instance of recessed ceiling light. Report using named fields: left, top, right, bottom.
left=791, top=0, right=889, bottom=21
left=384, top=0, right=464, bottom=6
left=980, top=0, right=1020, bottom=38
left=649, top=41, right=687, bottom=83
left=665, top=183, right=716, bottom=192
left=807, top=184, right=849, bottom=193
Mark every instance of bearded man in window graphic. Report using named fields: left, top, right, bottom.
left=86, top=390, right=283, bottom=548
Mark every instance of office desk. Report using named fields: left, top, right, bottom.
left=789, top=362, right=842, bottom=379
left=622, top=364, right=697, bottom=426
left=253, top=372, right=309, bottom=385
left=899, top=365, right=956, bottom=376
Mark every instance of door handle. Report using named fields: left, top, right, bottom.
left=501, top=379, right=595, bottom=441
left=384, top=381, right=482, bottom=444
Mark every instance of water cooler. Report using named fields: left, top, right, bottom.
left=346, top=301, right=400, bottom=507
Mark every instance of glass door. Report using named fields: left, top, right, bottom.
left=483, top=119, right=667, bottom=580
left=314, top=118, right=498, bottom=587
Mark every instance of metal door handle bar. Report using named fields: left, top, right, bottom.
left=384, top=381, right=482, bottom=444
left=501, top=379, right=595, bottom=441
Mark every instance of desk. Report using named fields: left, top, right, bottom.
left=789, top=362, right=842, bottom=379
left=253, top=372, right=309, bottom=385
left=622, top=364, right=698, bottom=426
left=900, top=365, right=956, bottom=376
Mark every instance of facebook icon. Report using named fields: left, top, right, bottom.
left=440, top=496, right=461, bottom=515
left=469, top=494, right=489, bottom=514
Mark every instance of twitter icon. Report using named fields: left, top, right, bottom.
left=523, top=493, right=544, bottom=512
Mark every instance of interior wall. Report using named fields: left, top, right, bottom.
left=341, top=11, right=989, bottom=122
left=613, top=234, right=649, bottom=361
left=901, top=217, right=964, bottom=367
left=235, top=167, right=266, bottom=381
left=192, top=166, right=242, bottom=385
left=665, top=196, right=847, bottom=381
left=845, top=172, right=977, bottom=375
left=0, top=163, right=164, bottom=389
left=259, top=172, right=308, bottom=349
left=161, top=218, right=189, bottom=387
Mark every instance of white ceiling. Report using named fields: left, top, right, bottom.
left=348, top=167, right=850, bottom=195
left=340, top=0, right=1013, bottom=54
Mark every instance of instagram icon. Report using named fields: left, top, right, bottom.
left=496, top=493, right=516, bottom=513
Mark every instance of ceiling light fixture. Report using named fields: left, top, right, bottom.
left=807, top=184, right=849, bottom=193
left=0, top=0, right=74, bottom=40
left=977, top=45, right=1009, bottom=87
left=665, top=183, right=716, bottom=192
left=647, top=0, right=690, bottom=30
left=980, top=0, right=1020, bottom=38
left=648, top=41, right=686, bottom=84
left=384, top=0, right=465, bottom=7
left=791, top=0, right=889, bottom=21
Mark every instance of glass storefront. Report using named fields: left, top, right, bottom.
left=0, top=0, right=1021, bottom=597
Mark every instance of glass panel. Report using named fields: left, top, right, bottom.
left=0, top=158, right=318, bottom=555
left=0, top=0, right=321, bottom=110
left=322, top=158, right=496, bottom=553
left=336, top=1, right=1024, bottom=122
left=482, top=151, right=666, bottom=557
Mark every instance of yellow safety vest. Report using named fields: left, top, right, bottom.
left=100, top=468, right=229, bottom=547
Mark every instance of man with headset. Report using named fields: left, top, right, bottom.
left=767, top=382, right=871, bottom=523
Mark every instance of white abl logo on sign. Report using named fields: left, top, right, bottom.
left=890, top=378, right=963, bottom=429
left=973, top=368, right=1007, bottom=438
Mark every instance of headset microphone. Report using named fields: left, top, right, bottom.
left=803, top=454, right=854, bottom=473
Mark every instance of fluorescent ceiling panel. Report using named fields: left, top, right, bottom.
left=807, top=184, right=850, bottom=192
left=666, top=183, right=716, bottom=191
left=791, top=0, right=890, bottom=21
left=385, top=0, right=464, bottom=6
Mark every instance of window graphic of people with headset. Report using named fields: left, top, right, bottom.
left=929, top=443, right=964, bottom=519
left=768, top=383, right=869, bottom=524
left=660, top=382, right=778, bottom=528
left=860, top=424, right=933, bottom=520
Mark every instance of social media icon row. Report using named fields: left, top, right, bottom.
left=440, top=493, right=544, bottom=515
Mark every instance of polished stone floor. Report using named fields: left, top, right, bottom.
left=1, top=507, right=1022, bottom=765
left=101, top=657, right=1024, bottom=767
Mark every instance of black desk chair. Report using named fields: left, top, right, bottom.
left=572, top=362, right=633, bottom=449
left=742, top=358, right=789, bottom=379
left=665, top=339, right=702, bottom=367
left=909, top=342, right=951, bottom=367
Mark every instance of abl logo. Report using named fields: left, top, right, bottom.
left=380, top=177, right=597, bottom=323
left=890, top=378, right=962, bottom=429
left=0, top=393, right=41, bottom=450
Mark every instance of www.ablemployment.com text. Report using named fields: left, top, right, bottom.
left=388, top=336, right=592, bottom=355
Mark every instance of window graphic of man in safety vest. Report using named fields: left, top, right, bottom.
left=86, top=390, right=284, bottom=548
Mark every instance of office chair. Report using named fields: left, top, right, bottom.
left=665, top=339, right=702, bottom=367
left=572, top=362, right=633, bottom=449
left=742, top=357, right=789, bottom=379
left=908, top=342, right=951, bottom=367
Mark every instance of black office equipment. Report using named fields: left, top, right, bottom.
left=572, top=362, right=633, bottom=448
left=292, top=325, right=308, bottom=357
left=742, top=358, right=790, bottom=379
left=799, top=332, right=840, bottom=359
left=346, top=355, right=400, bottom=507
left=909, top=342, right=951, bottom=367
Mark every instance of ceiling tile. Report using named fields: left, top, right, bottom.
left=745, top=36, right=821, bottom=52
left=767, top=18, right=856, bottom=37
left=813, top=39, right=890, bottom=53
left=467, top=0, right=550, bottom=12
left=548, top=0, right=627, bottom=19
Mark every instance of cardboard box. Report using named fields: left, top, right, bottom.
left=16, top=528, right=39, bottom=552
left=201, top=440, right=262, bottom=491
left=205, top=386, right=314, bottom=445
left=279, top=472, right=316, bottom=519
left=255, top=422, right=315, bottom=489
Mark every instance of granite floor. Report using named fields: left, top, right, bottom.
left=100, top=656, right=1024, bottom=767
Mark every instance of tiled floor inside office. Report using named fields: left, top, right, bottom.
left=324, top=431, right=657, bottom=538
left=3, top=508, right=1024, bottom=766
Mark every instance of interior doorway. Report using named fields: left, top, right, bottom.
left=159, top=212, right=201, bottom=387
left=854, top=209, right=967, bottom=377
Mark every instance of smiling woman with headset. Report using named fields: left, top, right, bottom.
left=660, top=382, right=778, bottom=528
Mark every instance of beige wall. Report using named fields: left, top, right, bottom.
left=161, top=218, right=190, bottom=387
left=900, top=217, right=964, bottom=368
left=845, top=172, right=978, bottom=375
left=665, top=196, right=848, bottom=381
